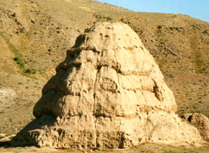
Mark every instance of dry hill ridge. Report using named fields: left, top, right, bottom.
left=0, top=0, right=209, bottom=136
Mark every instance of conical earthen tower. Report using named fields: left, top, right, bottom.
left=12, top=22, right=205, bottom=149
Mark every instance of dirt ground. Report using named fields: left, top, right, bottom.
left=0, top=136, right=209, bottom=153
left=0, top=143, right=209, bottom=153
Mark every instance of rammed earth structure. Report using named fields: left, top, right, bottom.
left=12, top=22, right=206, bottom=149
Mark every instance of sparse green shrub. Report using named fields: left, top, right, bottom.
left=24, top=68, right=36, bottom=74
left=13, top=56, right=36, bottom=76
left=13, top=56, right=25, bottom=68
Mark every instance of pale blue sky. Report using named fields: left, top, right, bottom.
left=96, top=0, right=209, bottom=22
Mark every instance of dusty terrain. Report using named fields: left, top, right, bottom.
left=0, top=0, right=209, bottom=152
left=1, top=142, right=209, bottom=153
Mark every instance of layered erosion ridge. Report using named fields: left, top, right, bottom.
left=12, top=23, right=208, bottom=149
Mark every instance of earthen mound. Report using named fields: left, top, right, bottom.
left=12, top=22, right=206, bottom=149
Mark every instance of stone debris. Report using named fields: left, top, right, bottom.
left=184, top=113, right=209, bottom=141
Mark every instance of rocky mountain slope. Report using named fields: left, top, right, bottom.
left=0, top=0, right=209, bottom=133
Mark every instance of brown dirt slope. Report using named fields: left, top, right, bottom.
left=0, top=0, right=209, bottom=133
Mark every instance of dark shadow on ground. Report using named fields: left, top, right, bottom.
left=0, top=115, right=56, bottom=148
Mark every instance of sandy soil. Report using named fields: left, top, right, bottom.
left=0, top=140, right=209, bottom=153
